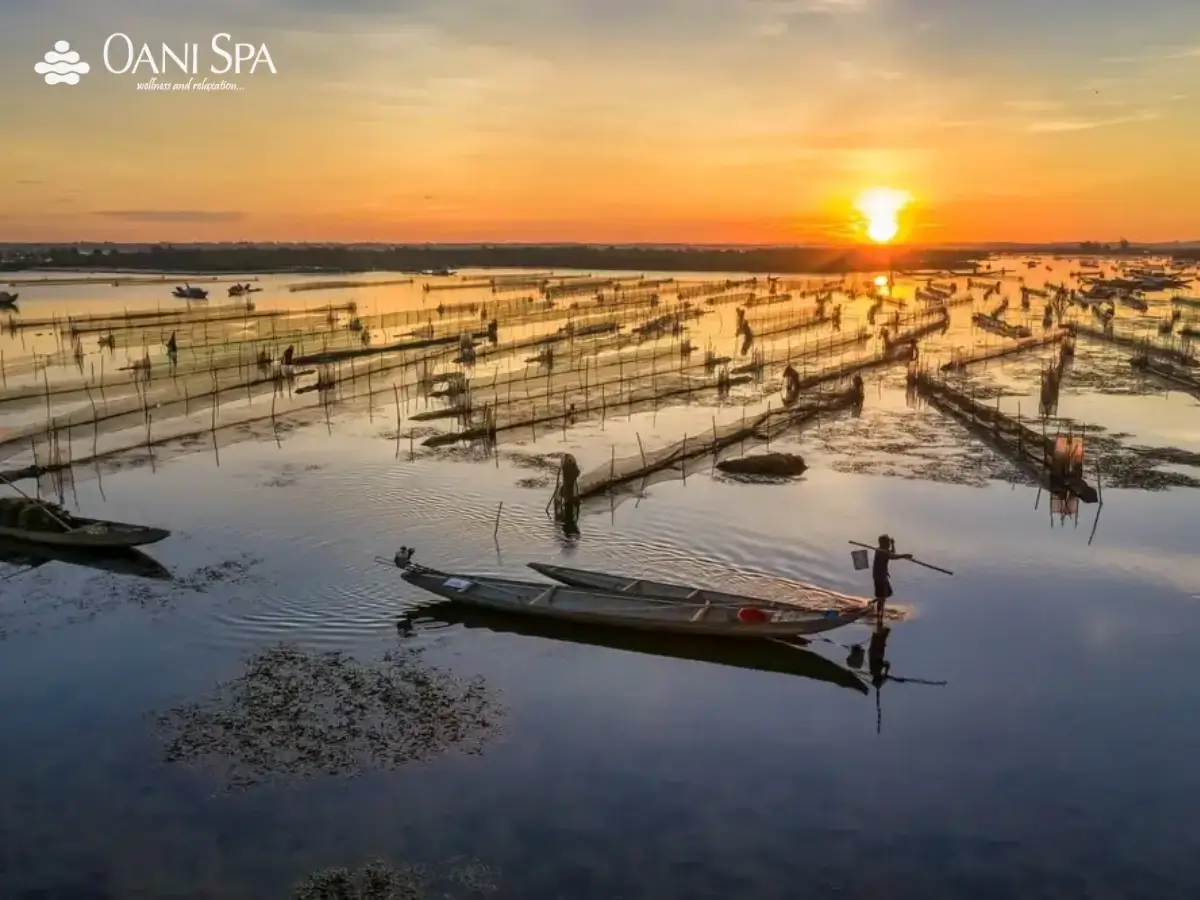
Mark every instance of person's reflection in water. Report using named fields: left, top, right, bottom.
left=847, top=617, right=892, bottom=734
left=560, top=498, right=581, bottom=541
left=868, top=619, right=891, bottom=688
left=868, top=619, right=891, bottom=734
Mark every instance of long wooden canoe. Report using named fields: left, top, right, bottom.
left=400, top=566, right=870, bottom=639
left=527, top=562, right=871, bottom=615
left=0, top=516, right=169, bottom=549
left=398, top=604, right=869, bottom=694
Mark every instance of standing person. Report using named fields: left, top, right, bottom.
left=872, top=534, right=911, bottom=616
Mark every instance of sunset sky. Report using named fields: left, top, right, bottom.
left=1, top=0, right=1197, bottom=244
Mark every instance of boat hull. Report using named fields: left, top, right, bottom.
left=0, top=518, right=170, bottom=549
left=528, top=561, right=871, bottom=618
left=401, top=569, right=870, bottom=639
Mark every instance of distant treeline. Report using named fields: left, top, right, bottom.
left=2, top=243, right=990, bottom=275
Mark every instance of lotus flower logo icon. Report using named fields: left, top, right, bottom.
left=35, top=40, right=90, bottom=85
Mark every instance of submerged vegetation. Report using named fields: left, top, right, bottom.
left=292, top=859, right=498, bottom=900
left=155, top=645, right=502, bottom=790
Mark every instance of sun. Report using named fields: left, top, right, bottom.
left=854, top=188, right=911, bottom=244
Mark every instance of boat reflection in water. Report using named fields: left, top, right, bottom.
left=396, top=601, right=869, bottom=695
left=0, top=536, right=172, bottom=581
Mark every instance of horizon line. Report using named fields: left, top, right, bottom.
left=3, top=240, right=1198, bottom=250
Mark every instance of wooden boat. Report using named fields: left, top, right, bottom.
left=0, top=498, right=169, bottom=549
left=397, top=604, right=868, bottom=695
left=0, top=536, right=171, bottom=580
left=399, top=562, right=870, bottom=639
left=528, top=562, right=871, bottom=621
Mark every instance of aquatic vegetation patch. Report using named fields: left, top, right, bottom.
left=168, top=553, right=264, bottom=593
left=155, top=644, right=502, bottom=789
left=514, top=475, right=554, bottom=489
left=809, top=407, right=1024, bottom=487
left=292, top=858, right=498, bottom=900
left=261, top=462, right=325, bottom=488
left=505, top=450, right=563, bottom=471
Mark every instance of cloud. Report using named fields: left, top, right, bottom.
left=1026, top=110, right=1159, bottom=133
left=1104, top=44, right=1200, bottom=64
left=92, top=210, right=244, bottom=223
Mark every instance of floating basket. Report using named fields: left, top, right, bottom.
left=851, top=549, right=870, bottom=571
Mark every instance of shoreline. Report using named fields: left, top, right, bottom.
left=2, top=245, right=989, bottom=277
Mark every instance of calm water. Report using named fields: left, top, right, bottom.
left=1, top=260, right=1199, bottom=898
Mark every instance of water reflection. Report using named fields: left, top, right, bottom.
left=397, top=601, right=870, bottom=696
left=844, top=617, right=947, bottom=734
left=0, top=536, right=171, bottom=581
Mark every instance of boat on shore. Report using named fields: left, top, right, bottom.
left=0, top=498, right=170, bottom=549
left=397, top=603, right=869, bottom=694
left=392, top=552, right=871, bottom=639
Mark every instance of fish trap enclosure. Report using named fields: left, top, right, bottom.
left=574, top=382, right=865, bottom=500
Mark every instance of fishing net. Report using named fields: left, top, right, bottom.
left=575, top=387, right=859, bottom=499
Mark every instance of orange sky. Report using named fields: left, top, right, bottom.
left=2, top=1, right=1198, bottom=243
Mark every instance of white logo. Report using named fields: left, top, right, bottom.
left=36, top=40, right=90, bottom=85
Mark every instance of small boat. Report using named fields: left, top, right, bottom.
left=397, top=604, right=869, bottom=695
left=227, top=282, right=261, bottom=297
left=529, top=562, right=870, bottom=620
left=0, top=498, right=170, bottom=549
left=172, top=284, right=208, bottom=300
left=0, top=290, right=18, bottom=310
left=393, top=552, right=871, bottom=639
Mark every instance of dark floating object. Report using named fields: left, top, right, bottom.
left=0, top=497, right=170, bottom=549
left=171, top=284, right=208, bottom=300
left=716, top=452, right=808, bottom=477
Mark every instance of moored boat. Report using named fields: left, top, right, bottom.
left=0, top=497, right=170, bottom=549
left=392, top=552, right=871, bottom=639
left=528, top=561, right=870, bottom=616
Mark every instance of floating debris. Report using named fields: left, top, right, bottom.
left=155, top=644, right=502, bottom=789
